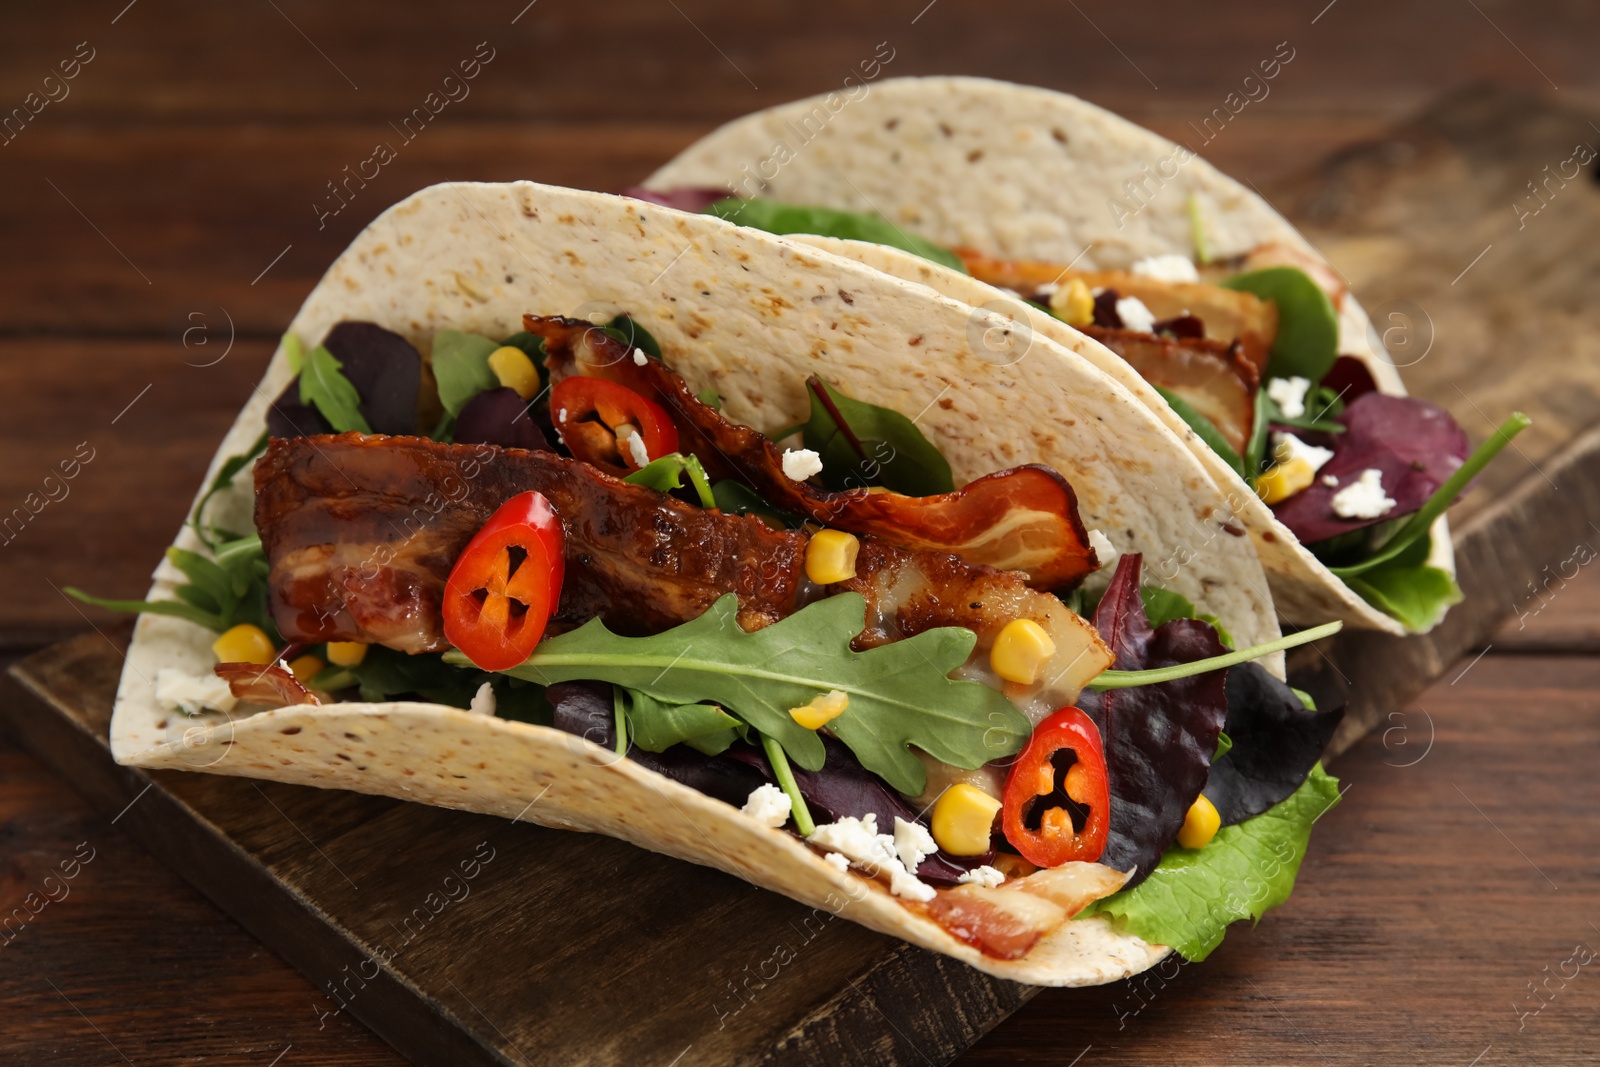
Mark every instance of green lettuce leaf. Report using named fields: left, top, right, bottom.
left=705, top=198, right=967, bottom=273
left=469, top=592, right=1028, bottom=795
left=621, top=688, right=743, bottom=756
left=299, top=346, right=372, bottom=433
left=623, top=452, right=715, bottom=508
left=602, top=315, right=662, bottom=359
left=190, top=431, right=269, bottom=549
left=431, top=330, right=500, bottom=416
left=1342, top=535, right=1463, bottom=631
left=1222, top=267, right=1339, bottom=383
left=1138, top=586, right=1235, bottom=649
left=1081, top=764, right=1341, bottom=961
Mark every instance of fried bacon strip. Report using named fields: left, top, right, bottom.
left=1084, top=328, right=1259, bottom=456
left=955, top=248, right=1277, bottom=374
left=911, top=862, right=1131, bottom=960
left=524, top=315, right=1098, bottom=590
left=215, top=661, right=321, bottom=707
left=255, top=435, right=1112, bottom=700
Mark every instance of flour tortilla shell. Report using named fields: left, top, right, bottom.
left=109, top=179, right=1293, bottom=984
left=645, top=74, right=1457, bottom=632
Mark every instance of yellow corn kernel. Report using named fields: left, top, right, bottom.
left=1177, top=794, right=1221, bottom=850
left=990, top=618, right=1056, bottom=685
left=790, top=689, right=848, bottom=730
left=325, top=640, right=368, bottom=667
left=805, top=529, right=861, bottom=585
left=1049, top=277, right=1095, bottom=327
left=487, top=345, right=540, bottom=400
left=1255, top=456, right=1315, bottom=505
left=931, top=783, right=1003, bottom=856
left=287, top=654, right=325, bottom=684
left=211, top=623, right=275, bottom=665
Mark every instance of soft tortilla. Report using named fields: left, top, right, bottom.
left=110, top=179, right=1292, bottom=984
left=644, top=74, right=1457, bottom=633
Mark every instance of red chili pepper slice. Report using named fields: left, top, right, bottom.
left=1001, top=706, right=1110, bottom=867
left=443, top=491, right=565, bottom=671
left=551, top=375, right=679, bottom=472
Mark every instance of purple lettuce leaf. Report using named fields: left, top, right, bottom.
left=455, top=387, right=551, bottom=452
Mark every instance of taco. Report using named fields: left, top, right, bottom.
left=641, top=75, right=1527, bottom=634
left=76, top=180, right=1344, bottom=986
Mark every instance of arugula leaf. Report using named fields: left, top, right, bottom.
left=623, top=452, right=716, bottom=508
left=1081, top=764, right=1341, bottom=961
left=431, top=330, right=501, bottom=416
left=621, top=687, right=743, bottom=755
left=66, top=533, right=275, bottom=636
left=283, top=330, right=306, bottom=374
left=1090, top=620, right=1341, bottom=689
left=602, top=315, right=662, bottom=359
left=800, top=378, right=954, bottom=496
left=1343, top=534, right=1463, bottom=631
left=1152, top=385, right=1248, bottom=483
left=1139, top=586, right=1235, bottom=650
left=472, top=592, right=1029, bottom=795
left=1222, top=267, right=1339, bottom=383
left=704, top=198, right=968, bottom=273
left=1329, top=411, right=1529, bottom=579
left=298, top=346, right=373, bottom=433
left=190, top=431, right=268, bottom=549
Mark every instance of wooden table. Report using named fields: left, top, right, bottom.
left=3, top=2, right=1597, bottom=1063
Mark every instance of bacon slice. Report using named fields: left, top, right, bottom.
left=912, top=862, right=1131, bottom=960
left=214, top=661, right=321, bottom=707
left=255, top=434, right=1112, bottom=700
left=525, top=315, right=1098, bottom=590
left=1083, top=328, right=1259, bottom=456
left=955, top=248, right=1277, bottom=374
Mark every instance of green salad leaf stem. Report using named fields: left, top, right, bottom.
left=762, top=733, right=815, bottom=836
left=1090, top=621, right=1342, bottom=690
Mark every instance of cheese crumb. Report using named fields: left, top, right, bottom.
left=1086, top=528, right=1118, bottom=569
left=468, top=681, right=496, bottom=716
left=632, top=348, right=648, bottom=366
left=617, top=424, right=651, bottom=468
left=741, top=783, right=793, bottom=828
left=1267, top=376, right=1313, bottom=419
left=154, top=668, right=237, bottom=717
left=808, top=813, right=936, bottom=902
left=893, top=817, right=938, bottom=873
left=1115, top=295, right=1157, bottom=334
left=1322, top=474, right=1339, bottom=487
left=1331, top=468, right=1396, bottom=519
left=781, top=448, right=824, bottom=482
left=823, top=851, right=850, bottom=872
left=957, top=865, right=1006, bottom=889
left=1131, top=253, right=1200, bottom=283
left=1272, top=431, right=1334, bottom=475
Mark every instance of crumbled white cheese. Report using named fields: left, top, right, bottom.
left=893, top=816, right=938, bottom=873
left=1131, top=253, right=1200, bottom=283
left=631, top=348, right=648, bottom=366
left=617, top=424, right=651, bottom=468
left=154, top=668, right=237, bottom=717
left=468, top=681, right=496, bottom=716
left=1115, top=295, right=1156, bottom=334
left=808, top=813, right=936, bottom=902
left=1267, top=376, right=1313, bottom=419
left=740, top=783, right=793, bottom=828
left=1086, top=528, right=1118, bottom=568
left=823, top=851, right=850, bottom=872
left=1272, top=431, right=1334, bottom=475
left=957, top=865, right=1006, bottom=889
left=1322, top=474, right=1340, bottom=487
left=1034, top=281, right=1060, bottom=297
left=781, top=448, right=824, bottom=482
left=1331, top=468, right=1396, bottom=519
left=557, top=407, right=568, bottom=423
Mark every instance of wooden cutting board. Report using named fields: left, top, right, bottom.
left=6, top=85, right=1599, bottom=1067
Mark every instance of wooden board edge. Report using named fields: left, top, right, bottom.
left=3, top=646, right=513, bottom=1067
left=1320, top=424, right=1600, bottom=756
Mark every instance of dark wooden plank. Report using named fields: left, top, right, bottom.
left=4, top=632, right=1037, bottom=1067
left=0, top=663, right=405, bottom=1067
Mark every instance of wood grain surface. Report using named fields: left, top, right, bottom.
left=3, top=1, right=1598, bottom=1064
